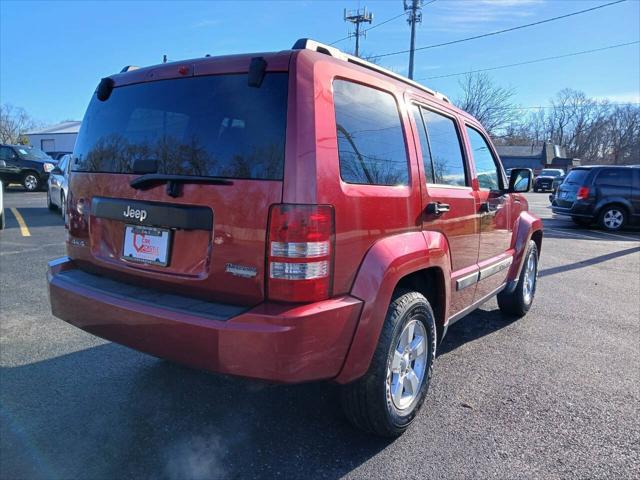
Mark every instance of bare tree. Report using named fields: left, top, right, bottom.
left=0, top=104, right=40, bottom=144
left=454, top=73, right=517, bottom=136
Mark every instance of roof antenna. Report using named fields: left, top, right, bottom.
left=163, top=54, right=168, bottom=63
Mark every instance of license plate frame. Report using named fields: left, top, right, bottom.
left=122, top=225, right=172, bottom=267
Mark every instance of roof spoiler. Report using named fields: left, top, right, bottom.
left=292, top=38, right=451, bottom=104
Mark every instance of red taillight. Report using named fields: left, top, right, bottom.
left=267, top=204, right=334, bottom=303
left=576, top=186, right=590, bottom=200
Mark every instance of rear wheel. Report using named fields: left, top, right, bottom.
left=340, top=290, right=437, bottom=437
left=22, top=173, right=40, bottom=192
left=498, top=240, right=538, bottom=317
left=598, top=205, right=626, bottom=231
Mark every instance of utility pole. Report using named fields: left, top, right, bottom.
left=404, top=0, right=422, bottom=79
left=344, top=7, right=373, bottom=57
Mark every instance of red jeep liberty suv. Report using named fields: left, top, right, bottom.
left=48, top=39, right=542, bottom=437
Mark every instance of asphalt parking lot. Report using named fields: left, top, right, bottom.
left=1, top=188, right=638, bottom=480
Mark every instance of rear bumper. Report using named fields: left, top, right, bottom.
left=48, top=257, right=363, bottom=383
left=551, top=203, right=594, bottom=218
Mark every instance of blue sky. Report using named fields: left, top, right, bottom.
left=1, top=0, right=638, bottom=125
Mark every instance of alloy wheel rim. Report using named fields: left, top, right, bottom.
left=25, top=175, right=37, bottom=190
left=523, top=252, right=537, bottom=304
left=386, top=319, right=427, bottom=411
left=603, top=209, right=623, bottom=229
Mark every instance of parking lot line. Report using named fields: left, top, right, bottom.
left=10, top=208, right=31, bottom=237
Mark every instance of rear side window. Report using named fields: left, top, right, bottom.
left=411, top=105, right=435, bottom=184
left=333, top=80, right=409, bottom=186
left=420, top=109, right=467, bottom=187
left=595, top=169, right=632, bottom=188
left=563, top=169, right=589, bottom=185
left=73, top=73, right=288, bottom=180
left=465, top=126, right=501, bottom=191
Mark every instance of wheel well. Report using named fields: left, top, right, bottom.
left=22, top=170, right=40, bottom=180
left=396, top=267, right=446, bottom=344
left=531, top=229, right=543, bottom=255
left=598, top=202, right=629, bottom=218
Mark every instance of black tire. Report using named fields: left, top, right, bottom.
left=571, top=216, right=591, bottom=227
left=598, top=204, right=626, bottom=231
left=0, top=209, right=5, bottom=230
left=22, top=172, right=40, bottom=192
left=340, top=290, right=437, bottom=437
left=533, top=187, right=538, bottom=193
left=498, top=240, right=538, bottom=318
left=47, top=188, right=57, bottom=210
left=60, top=192, right=66, bottom=221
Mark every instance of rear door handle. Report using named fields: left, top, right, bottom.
left=426, top=202, right=450, bottom=215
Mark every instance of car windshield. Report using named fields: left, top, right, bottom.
left=564, top=169, right=590, bottom=185
left=540, top=169, right=562, bottom=177
left=73, top=73, right=289, bottom=180
left=16, top=147, right=53, bottom=161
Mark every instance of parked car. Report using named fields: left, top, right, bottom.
left=0, top=170, right=4, bottom=230
left=47, top=39, right=543, bottom=437
left=552, top=165, right=640, bottom=231
left=47, top=151, right=73, bottom=161
left=0, top=145, right=57, bottom=191
left=533, top=168, right=564, bottom=192
left=47, top=153, right=71, bottom=220
left=548, top=173, right=567, bottom=203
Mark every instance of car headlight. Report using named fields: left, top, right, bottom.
left=43, top=162, right=55, bottom=173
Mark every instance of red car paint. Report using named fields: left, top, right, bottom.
left=48, top=43, right=542, bottom=384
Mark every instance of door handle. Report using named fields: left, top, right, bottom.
left=426, top=202, right=450, bottom=215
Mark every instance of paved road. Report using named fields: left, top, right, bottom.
left=1, top=188, right=639, bottom=480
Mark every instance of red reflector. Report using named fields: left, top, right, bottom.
left=576, top=186, right=590, bottom=200
left=267, top=204, right=334, bottom=303
left=178, top=65, right=189, bottom=75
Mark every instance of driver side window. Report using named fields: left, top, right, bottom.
left=465, top=126, right=501, bottom=191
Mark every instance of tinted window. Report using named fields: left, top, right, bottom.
left=411, top=105, right=434, bottom=183
left=421, top=109, right=467, bottom=186
left=73, top=73, right=288, bottom=180
left=595, top=169, right=632, bottom=188
left=334, top=80, right=408, bottom=186
left=16, top=147, right=52, bottom=161
left=564, top=169, right=590, bottom=185
left=540, top=169, right=563, bottom=177
left=466, top=126, right=501, bottom=190
left=0, top=147, right=16, bottom=161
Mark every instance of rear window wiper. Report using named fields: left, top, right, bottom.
left=130, top=174, right=233, bottom=198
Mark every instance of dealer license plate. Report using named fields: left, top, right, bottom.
left=122, top=225, right=171, bottom=266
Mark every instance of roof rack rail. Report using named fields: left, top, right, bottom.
left=120, top=65, right=140, bottom=73
left=291, top=38, right=451, bottom=104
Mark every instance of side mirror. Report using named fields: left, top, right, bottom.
left=51, top=167, right=63, bottom=175
left=508, top=168, right=533, bottom=193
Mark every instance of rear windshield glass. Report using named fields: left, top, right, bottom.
left=564, top=169, right=589, bottom=185
left=73, top=73, right=288, bottom=180
left=540, top=169, right=562, bottom=177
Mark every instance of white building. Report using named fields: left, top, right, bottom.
left=26, top=121, right=81, bottom=156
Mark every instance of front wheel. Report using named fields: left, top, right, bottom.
left=498, top=240, right=538, bottom=317
left=23, top=173, right=40, bottom=192
left=47, top=189, right=56, bottom=210
left=340, top=290, right=437, bottom=437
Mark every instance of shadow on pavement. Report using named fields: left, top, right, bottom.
left=0, top=344, right=391, bottom=480
left=6, top=207, right=63, bottom=229
left=538, top=246, right=640, bottom=278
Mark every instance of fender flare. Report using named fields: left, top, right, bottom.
left=335, top=230, right=451, bottom=384
left=594, top=197, right=633, bottom=218
left=505, top=211, right=543, bottom=293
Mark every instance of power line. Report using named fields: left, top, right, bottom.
left=371, top=0, right=628, bottom=59
left=420, top=41, right=639, bottom=80
left=500, top=102, right=640, bottom=111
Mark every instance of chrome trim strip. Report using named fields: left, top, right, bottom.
left=456, top=271, right=479, bottom=291
left=479, top=257, right=513, bottom=281
left=448, top=283, right=507, bottom=325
